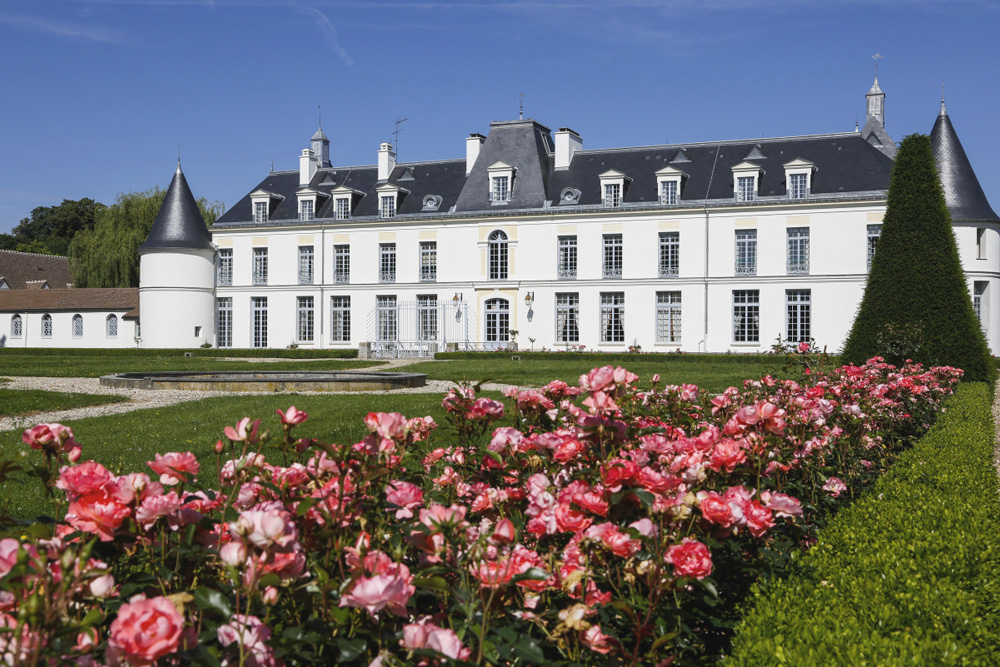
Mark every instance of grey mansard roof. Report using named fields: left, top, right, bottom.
left=931, top=103, right=999, bottom=223
left=140, top=164, right=214, bottom=252
left=214, top=121, right=898, bottom=228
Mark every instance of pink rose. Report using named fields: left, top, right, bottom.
left=385, top=481, right=424, bottom=519
left=89, top=573, right=117, bottom=598
left=0, top=539, right=22, bottom=578
left=219, top=541, right=248, bottom=567
left=107, top=595, right=184, bottom=666
left=224, top=417, right=260, bottom=443
left=217, top=614, right=276, bottom=667
left=401, top=620, right=470, bottom=661
left=148, top=452, right=199, bottom=485
left=699, top=492, right=735, bottom=527
left=823, top=477, right=847, bottom=498
left=135, top=491, right=182, bottom=531
left=339, top=574, right=413, bottom=617
left=22, top=422, right=76, bottom=453
left=744, top=500, right=776, bottom=537
left=233, top=509, right=298, bottom=551
left=665, top=538, right=713, bottom=579
left=580, top=624, right=616, bottom=655
left=364, top=412, right=408, bottom=440
left=56, top=461, right=113, bottom=500
left=66, top=491, right=131, bottom=542
left=275, top=406, right=309, bottom=425
left=709, top=439, right=746, bottom=473
left=761, top=491, right=804, bottom=519
left=490, top=518, right=516, bottom=546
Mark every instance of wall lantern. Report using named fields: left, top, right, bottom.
left=524, top=292, right=535, bottom=307
left=453, top=293, right=463, bottom=302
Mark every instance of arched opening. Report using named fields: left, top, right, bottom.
left=72, top=314, right=84, bottom=338
left=11, top=314, right=22, bottom=338
left=106, top=314, right=119, bottom=338
left=41, top=314, right=53, bottom=338
left=488, top=230, right=508, bottom=281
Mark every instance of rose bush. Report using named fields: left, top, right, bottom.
left=0, top=357, right=961, bottom=665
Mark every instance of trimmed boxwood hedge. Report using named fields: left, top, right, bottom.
left=727, top=382, right=1000, bottom=665
left=434, top=350, right=833, bottom=366
left=0, top=347, right=357, bottom=359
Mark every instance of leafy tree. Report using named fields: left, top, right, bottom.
left=842, top=133, right=995, bottom=382
left=0, top=198, right=105, bottom=256
left=69, top=188, right=223, bottom=288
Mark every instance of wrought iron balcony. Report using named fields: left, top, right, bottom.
left=420, top=269, right=437, bottom=283
left=557, top=267, right=577, bottom=280
left=252, top=271, right=267, bottom=286
left=218, top=274, right=232, bottom=287
left=334, top=273, right=350, bottom=284
left=659, top=266, right=679, bottom=278
left=603, top=267, right=623, bottom=279
left=734, top=264, right=756, bottom=277
left=786, top=263, right=809, bottom=275
left=298, top=272, right=314, bottom=285
left=379, top=271, right=396, bottom=283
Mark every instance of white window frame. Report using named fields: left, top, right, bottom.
left=655, top=166, right=686, bottom=206
left=297, top=296, right=314, bottom=343
left=603, top=234, right=623, bottom=279
left=485, top=298, right=510, bottom=343
left=420, top=241, right=437, bottom=283
left=218, top=248, right=233, bottom=286
left=379, top=243, right=396, bottom=283
left=733, top=290, right=760, bottom=344
left=250, top=190, right=282, bottom=224
left=380, top=195, right=396, bottom=219
left=600, top=292, right=625, bottom=343
left=786, top=227, right=810, bottom=275
left=487, top=161, right=515, bottom=204
left=783, top=159, right=815, bottom=200
left=656, top=291, right=682, bottom=343
left=331, top=296, right=351, bottom=342
left=732, top=162, right=762, bottom=202
left=735, top=229, right=757, bottom=276
left=216, top=297, right=232, bottom=348
left=11, top=314, right=22, bottom=338
left=977, top=228, right=987, bottom=260
left=599, top=170, right=630, bottom=208
left=253, top=201, right=268, bottom=224
left=252, top=296, right=268, bottom=348
left=252, top=247, right=268, bottom=286
left=333, top=194, right=351, bottom=221
left=417, top=295, right=438, bottom=341
left=72, top=314, right=83, bottom=338
left=659, top=231, right=679, bottom=278
left=786, top=289, right=811, bottom=343
left=555, top=292, right=579, bottom=343
left=334, top=245, right=350, bottom=284
left=298, top=246, right=314, bottom=285
left=867, top=224, right=881, bottom=271
left=488, top=230, right=509, bottom=281
left=376, top=295, right=398, bottom=342
left=299, top=198, right=315, bottom=222
left=106, top=314, right=118, bottom=338
left=558, top=235, right=577, bottom=280
left=974, top=281, right=988, bottom=328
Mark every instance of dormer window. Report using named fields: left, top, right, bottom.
left=250, top=189, right=284, bottom=224
left=300, top=199, right=314, bottom=221
left=599, top=170, right=630, bottom=208
left=655, top=166, right=687, bottom=206
left=487, top=161, right=515, bottom=205
left=783, top=159, right=816, bottom=200
left=375, top=183, right=408, bottom=219
left=331, top=185, right=362, bottom=221
left=731, top=162, right=763, bottom=202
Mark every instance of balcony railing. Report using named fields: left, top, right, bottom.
left=603, top=267, right=622, bottom=279
left=252, top=271, right=267, bottom=286
left=734, top=264, right=756, bottom=277
left=786, top=263, right=809, bottom=275
left=558, top=267, right=577, bottom=280
left=298, top=272, right=313, bottom=285
left=420, top=268, right=437, bottom=283
left=379, top=271, right=396, bottom=283
left=659, top=266, right=679, bottom=278
left=218, top=274, right=232, bottom=286
left=334, top=273, right=350, bottom=284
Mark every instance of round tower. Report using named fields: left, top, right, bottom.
left=138, top=163, right=217, bottom=348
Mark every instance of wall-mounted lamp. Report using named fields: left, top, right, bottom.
left=453, top=293, right=463, bottom=302
left=524, top=292, right=535, bottom=307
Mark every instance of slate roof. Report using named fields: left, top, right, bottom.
left=140, top=164, right=214, bottom=252
left=0, top=250, right=72, bottom=289
left=214, top=123, right=897, bottom=228
left=931, top=103, right=999, bottom=222
left=0, top=288, right=138, bottom=313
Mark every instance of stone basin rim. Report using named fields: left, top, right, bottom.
left=99, top=370, right=428, bottom=392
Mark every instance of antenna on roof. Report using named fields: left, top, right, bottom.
left=519, top=93, right=525, bottom=120
left=872, top=53, right=883, bottom=78
left=393, top=117, right=408, bottom=157
left=270, top=160, right=274, bottom=173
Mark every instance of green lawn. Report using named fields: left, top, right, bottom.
left=406, top=354, right=797, bottom=394
left=0, top=388, right=129, bottom=418
left=0, top=353, right=384, bottom=378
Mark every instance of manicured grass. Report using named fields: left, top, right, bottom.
left=729, top=382, right=1000, bottom=665
left=407, top=353, right=800, bottom=393
left=0, top=388, right=128, bottom=418
left=1, top=392, right=453, bottom=520
left=0, top=353, right=384, bottom=378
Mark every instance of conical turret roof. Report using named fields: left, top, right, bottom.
left=139, top=163, right=214, bottom=252
left=931, top=104, right=999, bottom=222
left=311, top=126, right=329, bottom=142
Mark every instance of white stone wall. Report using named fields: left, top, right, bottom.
left=0, top=310, right=138, bottom=348
left=139, top=249, right=217, bottom=349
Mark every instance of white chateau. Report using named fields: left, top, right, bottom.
left=2, top=78, right=998, bottom=354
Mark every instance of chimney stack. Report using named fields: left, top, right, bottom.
left=554, top=128, right=582, bottom=170
left=299, top=148, right=318, bottom=186
left=466, top=134, right=485, bottom=175
left=378, top=142, right=396, bottom=181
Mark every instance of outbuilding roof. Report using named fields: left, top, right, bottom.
left=0, top=250, right=72, bottom=289
left=0, top=288, right=138, bottom=313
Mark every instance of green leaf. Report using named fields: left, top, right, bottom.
left=511, top=567, right=548, bottom=583
left=337, top=638, right=367, bottom=662
left=193, top=587, right=232, bottom=618
left=512, top=636, right=545, bottom=663
left=414, top=576, right=451, bottom=593
left=633, top=489, right=655, bottom=507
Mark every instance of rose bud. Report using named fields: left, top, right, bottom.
left=490, top=518, right=516, bottom=546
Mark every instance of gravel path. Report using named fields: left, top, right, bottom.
left=0, top=358, right=505, bottom=432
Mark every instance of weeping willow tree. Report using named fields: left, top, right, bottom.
left=69, top=188, right=223, bottom=288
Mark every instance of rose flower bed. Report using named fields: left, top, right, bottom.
left=0, top=356, right=961, bottom=666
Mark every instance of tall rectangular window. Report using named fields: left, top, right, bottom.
left=977, top=228, right=987, bottom=259
left=417, top=295, right=438, bottom=341
left=556, top=292, right=580, bottom=343
left=300, top=199, right=314, bottom=221
left=661, top=180, right=678, bottom=205
left=216, top=297, right=232, bottom=348
left=786, top=289, right=811, bottom=343
left=786, top=228, right=810, bottom=275
left=335, top=198, right=350, bottom=221
left=603, top=234, right=623, bottom=279
left=379, top=244, right=396, bottom=283
left=974, top=281, right=988, bottom=327
left=334, top=245, right=350, bottom=283
left=733, top=290, right=759, bottom=343
left=604, top=183, right=621, bottom=208
left=252, top=296, right=268, bottom=348
left=377, top=296, right=397, bottom=342
left=491, top=176, right=510, bottom=203
left=252, top=248, right=268, bottom=285
left=254, top=202, right=268, bottom=224
left=867, top=224, right=881, bottom=271
left=330, top=296, right=351, bottom=342
left=298, top=246, right=314, bottom=284
left=789, top=173, right=808, bottom=199
left=659, top=232, right=679, bottom=278
left=735, top=229, right=757, bottom=276
left=218, top=248, right=233, bottom=286
left=420, top=241, right=437, bottom=282
left=656, top=291, right=682, bottom=343
left=297, top=296, right=314, bottom=343
left=600, top=292, right=625, bottom=343
left=380, top=195, right=396, bottom=218
left=558, top=236, right=577, bottom=280
left=737, top=176, right=756, bottom=202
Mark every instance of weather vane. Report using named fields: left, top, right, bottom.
left=872, top=53, right=883, bottom=77
left=519, top=93, right=525, bottom=120
left=318, top=105, right=322, bottom=128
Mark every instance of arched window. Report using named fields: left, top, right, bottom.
left=485, top=298, right=510, bottom=343
left=11, top=315, right=22, bottom=338
left=73, top=314, right=83, bottom=338
left=41, top=314, right=52, bottom=338
left=488, top=230, right=508, bottom=281
left=106, top=314, right=118, bottom=338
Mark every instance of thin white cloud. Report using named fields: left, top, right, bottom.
left=293, top=4, right=353, bottom=65
left=0, top=12, right=131, bottom=44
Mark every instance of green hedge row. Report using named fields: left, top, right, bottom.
left=728, top=382, right=1000, bottom=666
left=0, top=348, right=358, bottom=359
left=433, top=350, right=839, bottom=366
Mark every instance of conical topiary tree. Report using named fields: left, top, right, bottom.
left=842, top=133, right=995, bottom=383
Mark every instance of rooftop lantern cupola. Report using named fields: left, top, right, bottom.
left=866, top=76, right=885, bottom=126
left=311, top=125, right=331, bottom=168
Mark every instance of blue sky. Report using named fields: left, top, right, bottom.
left=1, top=0, right=998, bottom=234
